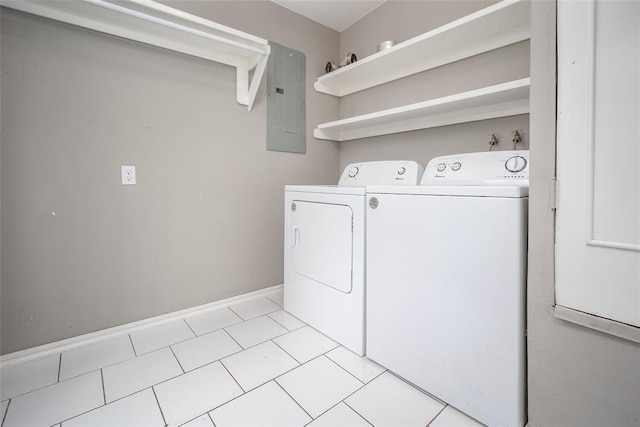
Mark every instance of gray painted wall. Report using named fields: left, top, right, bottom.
left=335, top=0, right=530, bottom=170
left=528, top=2, right=640, bottom=426
left=0, top=2, right=339, bottom=354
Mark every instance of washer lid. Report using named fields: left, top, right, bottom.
left=285, top=185, right=365, bottom=196
left=366, top=185, right=529, bottom=198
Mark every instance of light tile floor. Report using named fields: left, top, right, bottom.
left=0, top=290, right=485, bottom=427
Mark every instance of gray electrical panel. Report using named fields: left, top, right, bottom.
left=267, top=41, right=306, bottom=153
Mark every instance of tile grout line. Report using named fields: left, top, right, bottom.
left=173, top=364, right=268, bottom=424
left=221, top=328, right=245, bottom=351
left=226, top=306, right=245, bottom=321
left=318, top=354, right=379, bottom=424
left=226, top=300, right=282, bottom=323
left=180, top=413, right=213, bottom=426
left=272, top=379, right=314, bottom=421
left=215, top=337, right=312, bottom=404
left=151, top=386, right=168, bottom=427
left=2, top=399, right=11, bottom=427
left=427, top=404, right=449, bottom=426
left=304, top=400, right=373, bottom=427
left=218, top=359, right=247, bottom=394
left=0, top=365, right=97, bottom=403
left=58, top=392, right=115, bottom=427
left=103, top=346, right=243, bottom=404
left=132, top=326, right=199, bottom=356
left=182, top=317, right=198, bottom=337
left=168, top=346, right=186, bottom=374
left=266, top=312, right=289, bottom=331
left=180, top=318, right=197, bottom=340
left=207, top=412, right=216, bottom=426
left=128, top=334, right=138, bottom=357
left=340, top=373, right=375, bottom=403
left=323, top=346, right=388, bottom=386
left=270, top=350, right=346, bottom=402
left=270, top=337, right=306, bottom=365
left=57, top=353, right=62, bottom=383
left=341, top=399, right=375, bottom=427
left=323, top=352, right=367, bottom=387
left=101, top=362, right=185, bottom=405
left=297, top=351, right=371, bottom=423
left=264, top=293, right=283, bottom=307
left=54, top=351, right=142, bottom=384
left=100, top=368, right=106, bottom=405
left=267, top=311, right=305, bottom=332
left=219, top=336, right=312, bottom=393
left=364, top=367, right=387, bottom=384
left=386, top=370, right=446, bottom=406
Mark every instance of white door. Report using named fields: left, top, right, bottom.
left=556, top=0, right=640, bottom=327
left=289, top=201, right=353, bottom=293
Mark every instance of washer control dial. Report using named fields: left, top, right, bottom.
left=348, top=166, right=359, bottom=178
left=451, top=162, right=462, bottom=171
left=397, top=167, right=406, bottom=175
left=505, top=156, right=528, bottom=173
left=437, top=163, right=447, bottom=172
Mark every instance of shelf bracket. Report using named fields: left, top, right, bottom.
left=237, top=46, right=270, bottom=111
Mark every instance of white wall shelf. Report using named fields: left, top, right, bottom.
left=314, top=0, right=530, bottom=98
left=313, top=78, right=530, bottom=142
left=1, top=0, right=270, bottom=111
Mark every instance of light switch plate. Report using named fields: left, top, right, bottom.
left=121, top=165, right=136, bottom=185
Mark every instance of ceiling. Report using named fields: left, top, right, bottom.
left=271, top=0, right=387, bottom=32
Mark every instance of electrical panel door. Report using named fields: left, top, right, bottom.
left=267, top=41, right=306, bottom=153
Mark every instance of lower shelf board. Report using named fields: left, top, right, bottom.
left=313, top=78, right=530, bottom=142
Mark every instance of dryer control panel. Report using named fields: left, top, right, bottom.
left=339, top=161, right=424, bottom=187
left=421, top=150, right=529, bottom=186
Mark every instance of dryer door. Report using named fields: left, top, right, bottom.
left=290, top=201, right=353, bottom=293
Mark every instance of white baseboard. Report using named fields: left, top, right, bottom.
left=0, top=284, right=283, bottom=369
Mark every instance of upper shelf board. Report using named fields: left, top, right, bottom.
left=314, top=0, right=530, bottom=98
left=1, top=0, right=271, bottom=110
left=313, top=78, right=530, bottom=142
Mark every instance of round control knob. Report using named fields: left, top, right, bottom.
left=451, top=162, right=462, bottom=171
left=397, top=167, right=406, bottom=175
left=348, top=166, right=359, bottom=178
left=505, top=156, right=528, bottom=173
left=437, top=163, right=447, bottom=172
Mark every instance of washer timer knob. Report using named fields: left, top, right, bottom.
left=451, top=162, right=462, bottom=171
left=348, top=166, right=359, bottom=178
left=397, top=167, right=406, bottom=175
left=437, top=163, right=447, bottom=172
left=505, top=156, right=528, bottom=173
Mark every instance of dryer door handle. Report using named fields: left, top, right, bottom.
left=291, top=226, right=300, bottom=247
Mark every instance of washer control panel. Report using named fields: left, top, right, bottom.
left=421, top=150, right=529, bottom=186
left=339, top=161, right=424, bottom=187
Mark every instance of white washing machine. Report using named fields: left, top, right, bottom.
left=366, top=151, right=529, bottom=427
left=284, top=161, right=423, bottom=356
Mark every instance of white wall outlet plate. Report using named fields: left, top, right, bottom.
left=121, top=165, right=136, bottom=185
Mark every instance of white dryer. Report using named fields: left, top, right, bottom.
left=366, top=151, right=529, bottom=427
left=284, top=161, right=423, bottom=356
